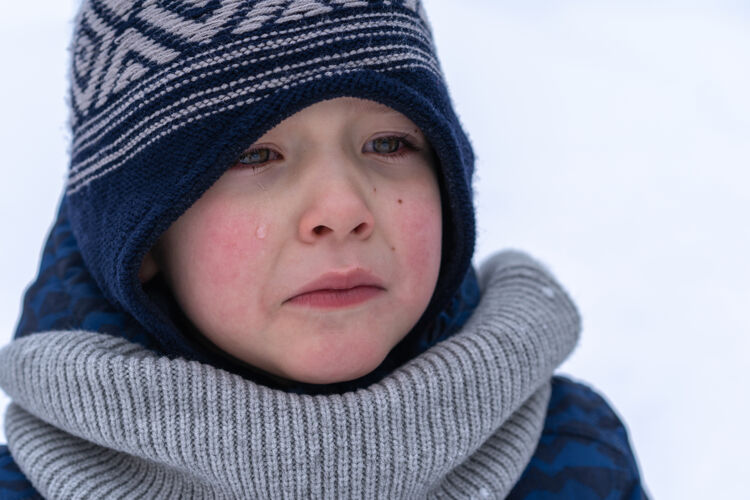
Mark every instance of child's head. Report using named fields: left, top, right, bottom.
left=140, top=97, right=443, bottom=384
left=64, top=0, right=476, bottom=387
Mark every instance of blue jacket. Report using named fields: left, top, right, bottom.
left=0, top=376, right=647, bottom=499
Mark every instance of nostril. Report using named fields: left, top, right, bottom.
left=309, top=222, right=370, bottom=238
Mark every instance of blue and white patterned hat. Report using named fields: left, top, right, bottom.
left=65, top=0, right=476, bottom=364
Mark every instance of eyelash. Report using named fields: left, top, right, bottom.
left=231, top=135, right=419, bottom=171
left=365, top=134, right=419, bottom=159
left=232, top=147, right=281, bottom=172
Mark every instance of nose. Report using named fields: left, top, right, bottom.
left=297, top=163, right=375, bottom=244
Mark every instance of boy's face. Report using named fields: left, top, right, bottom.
left=147, top=98, right=442, bottom=384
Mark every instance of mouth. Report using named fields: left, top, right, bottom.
left=285, top=269, right=386, bottom=309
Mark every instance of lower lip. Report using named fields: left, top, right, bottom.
left=287, top=286, right=384, bottom=308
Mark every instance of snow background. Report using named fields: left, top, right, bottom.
left=1, top=1, right=748, bottom=498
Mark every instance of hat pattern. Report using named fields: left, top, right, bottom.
left=69, top=0, right=438, bottom=193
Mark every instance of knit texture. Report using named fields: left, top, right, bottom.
left=1, top=251, right=580, bottom=499
left=64, top=0, right=476, bottom=366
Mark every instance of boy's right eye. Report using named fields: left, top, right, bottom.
left=233, top=147, right=281, bottom=171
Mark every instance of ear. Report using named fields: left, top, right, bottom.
left=138, top=251, right=159, bottom=283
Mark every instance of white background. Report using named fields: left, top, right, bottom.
left=1, top=1, right=749, bottom=498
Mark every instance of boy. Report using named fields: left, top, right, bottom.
left=0, top=1, right=646, bottom=498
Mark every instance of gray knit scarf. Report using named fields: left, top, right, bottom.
left=0, top=251, right=580, bottom=499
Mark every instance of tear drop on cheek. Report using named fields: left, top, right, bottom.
left=255, top=224, right=268, bottom=240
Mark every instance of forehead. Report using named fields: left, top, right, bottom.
left=345, top=98, right=404, bottom=116
left=256, top=97, right=421, bottom=139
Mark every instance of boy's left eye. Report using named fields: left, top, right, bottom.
left=364, top=135, right=416, bottom=156
left=372, top=137, right=401, bottom=154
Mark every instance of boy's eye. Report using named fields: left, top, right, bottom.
left=365, top=135, right=417, bottom=157
left=239, top=148, right=274, bottom=164
left=372, top=137, right=401, bottom=154
left=233, top=147, right=280, bottom=170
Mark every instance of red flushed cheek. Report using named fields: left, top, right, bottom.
left=188, top=200, right=268, bottom=293
left=395, top=197, right=442, bottom=290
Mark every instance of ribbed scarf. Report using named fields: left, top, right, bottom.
left=0, top=251, right=580, bottom=499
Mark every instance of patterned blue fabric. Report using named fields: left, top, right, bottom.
left=0, top=377, right=646, bottom=499
left=14, top=200, right=157, bottom=352
left=507, top=377, right=648, bottom=500
left=0, top=446, right=41, bottom=499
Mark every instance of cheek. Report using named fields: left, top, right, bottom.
left=170, top=199, right=270, bottom=315
left=207, top=211, right=260, bottom=284
left=393, top=189, right=442, bottom=291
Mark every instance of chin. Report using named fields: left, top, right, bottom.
left=279, top=342, right=390, bottom=385
left=283, top=359, right=381, bottom=385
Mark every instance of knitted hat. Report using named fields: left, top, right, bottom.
left=65, top=0, right=476, bottom=368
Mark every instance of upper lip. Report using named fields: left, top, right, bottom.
left=285, top=269, right=385, bottom=302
